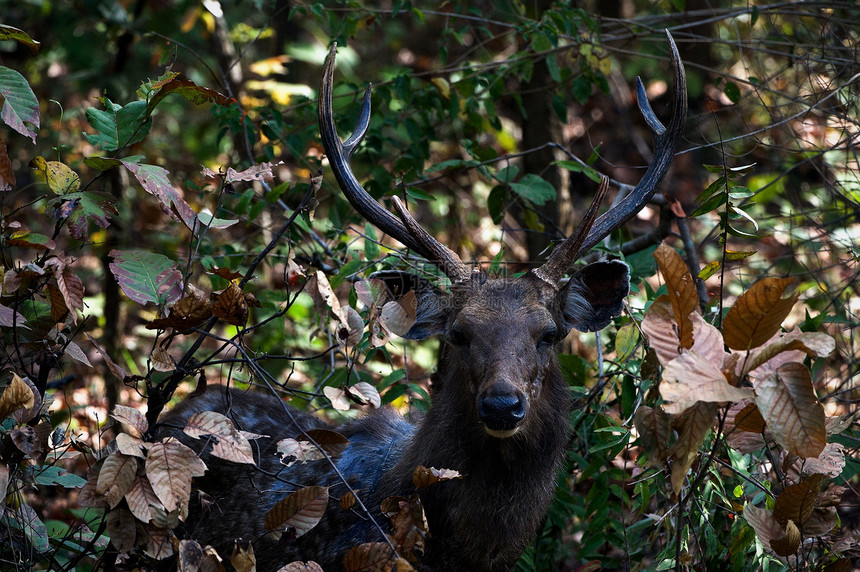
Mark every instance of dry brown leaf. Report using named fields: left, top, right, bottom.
left=97, top=452, right=139, bottom=508
left=0, top=464, right=9, bottom=511
left=741, top=330, right=835, bottom=380
left=125, top=473, right=163, bottom=523
left=179, top=539, right=204, bottom=572
left=11, top=376, right=41, bottom=424
left=743, top=503, right=784, bottom=555
left=148, top=288, right=214, bottom=333
left=0, top=141, right=15, bottom=191
left=723, top=277, right=798, bottom=351
left=86, top=333, right=129, bottom=381
left=264, top=486, right=329, bottom=538
left=669, top=402, right=718, bottom=495
left=660, top=351, right=753, bottom=414
left=183, top=410, right=256, bottom=465
left=150, top=347, right=176, bottom=372
left=342, top=542, right=400, bottom=572
left=769, top=519, right=801, bottom=556
left=773, top=474, right=825, bottom=527
left=348, top=382, right=382, bottom=408
left=799, top=442, right=846, bottom=478
left=340, top=491, right=357, bottom=511
left=301, top=429, right=350, bottom=457
left=369, top=315, right=392, bottom=348
left=344, top=305, right=365, bottom=346
left=380, top=291, right=417, bottom=337
left=277, top=439, right=325, bottom=466
left=632, top=405, right=672, bottom=466
left=277, top=563, right=325, bottom=572
left=144, top=524, right=175, bottom=560
left=724, top=400, right=765, bottom=453
left=77, top=469, right=109, bottom=509
left=116, top=432, right=148, bottom=458
left=733, top=402, right=766, bottom=433
left=11, top=425, right=45, bottom=459
left=146, top=438, right=207, bottom=513
left=46, top=283, right=69, bottom=322
left=111, top=404, right=149, bottom=435
left=412, top=465, right=463, bottom=489
left=324, top=386, right=351, bottom=411
left=200, top=546, right=226, bottom=572
left=754, top=363, right=826, bottom=459
left=0, top=373, right=35, bottom=420
left=642, top=298, right=722, bottom=368
left=653, top=242, right=698, bottom=349
left=211, top=282, right=249, bottom=327
left=804, top=506, right=839, bottom=536
left=821, top=558, right=853, bottom=572
left=57, top=268, right=85, bottom=323
left=105, top=507, right=137, bottom=553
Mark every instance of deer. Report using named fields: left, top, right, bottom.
left=157, top=31, right=686, bottom=571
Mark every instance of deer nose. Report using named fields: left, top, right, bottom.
left=478, top=391, right=526, bottom=432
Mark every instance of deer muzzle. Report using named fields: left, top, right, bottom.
left=478, top=389, right=527, bottom=438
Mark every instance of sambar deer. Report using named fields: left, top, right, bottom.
left=159, top=31, right=686, bottom=571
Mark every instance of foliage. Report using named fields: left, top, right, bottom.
left=0, top=1, right=857, bottom=571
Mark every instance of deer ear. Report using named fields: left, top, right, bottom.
left=371, top=271, right=451, bottom=340
left=560, top=260, right=630, bottom=333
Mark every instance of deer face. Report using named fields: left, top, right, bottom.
left=376, top=260, right=629, bottom=438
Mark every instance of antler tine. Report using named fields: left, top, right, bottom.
left=532, top=177, right=610, bottom=286
left=535, top=30, right=688, bottom=283
left=319, top=44, right=471, bottom=282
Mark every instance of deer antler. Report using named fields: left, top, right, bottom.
left=319, top=44, right=473, bottom=283
left=535, top=30, right=688, bottom=285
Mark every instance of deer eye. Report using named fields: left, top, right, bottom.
left=448, top=324, right=470, bottom=347
left=538, top=328, right=558, bottom=348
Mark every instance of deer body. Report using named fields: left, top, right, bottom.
left=158, top=33, right=686, bottom=571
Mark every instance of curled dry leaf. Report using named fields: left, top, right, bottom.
left=105, top=507, right=137, bottom=553
left=769, top=519, right=801, bottom=557
left=183, top=410, right=257, bottom=465
left=11, top=425, right=44, bottom=459
left=64, top=340, right=93, bottom=368
left=111, top=404, right=149, bottom=435
left=340, top=491, right=357, bottom=511
left=46, top=283, right=69, bottom=322
left=12, top=375, right=41, bottom=424
left=724, top=400, right=765, bottom=453
left=56, top=267, right=85, bottom=322
left=741, top=330, right=835, bottom=380
left=145, top=438, right=207, bottom=513
left=150, top=347, right=176, bottom=372
left=799, top=442, right=846, bottom=478
left=344, top=305, right=365, bottom=346
left=324, top=386, right=351, bottom=411
left=277, top=562, right=325, bottom=572
left=723, top=277, right=798, bottom=351
left=660, top=351, right=753, bottom=415
left=632, top=405, right=672, bottom=467
left=348, top=382, right=382, bottom=408
left=653, top=242, right=698, bottom=349
left=277, top=438, right=324, bottom=466
left=115, top=433, right=147, bottom=458
left=146, top=288, right=213, bottom=333
left=211, top=282, right=249, bottom=326
left=263, top=486, right=329, bottom=538
left=380, top=290, right=417, bottom=337
left=97, top=452, right=139, bottom=508
left=0, top=373, right=35, bottom=420
left=754, top=362, right=826, bottom=459
left=412, top=465, right=463, bottom=489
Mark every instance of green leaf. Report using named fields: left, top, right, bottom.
left=571, top=76, right=592, bottom=104
left=488, top=249, right=504, bottom=275
left=364, top=223, right=379, bottom=260
left=196, top=210, right=239, bottom=230
left=555, top=160, right=602, bottom=183
left=0, top=66, right=40, bottom=143
left=404, top=187, right=435, bottom=201
left=34, top=465, right=86, bottom=488
left=46, top=191, right=118, bottom=240
left=83, top=99, right=152, bottom=151
left=695, top=176, right=726, bottom=203
left=724, top=82, right=741, bottom=104
left=109, top=249, right=183, bottom=306
left=495, top=165, right=519, bottom=184
left=729, top=185, right=754, bottom=199
left=0, top=25, right=41, bottom=53
left=690, top=192, right=727, bottom=217
left=698, top=260, right=721, bottom=280
left=487, top=186, right=507, bottom=224
left=426, top=158, right=479, bottom=173
left=509, top=174, right=556, bottom=206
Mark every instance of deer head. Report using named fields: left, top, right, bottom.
left=319, top=32, right=687, bottom=440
